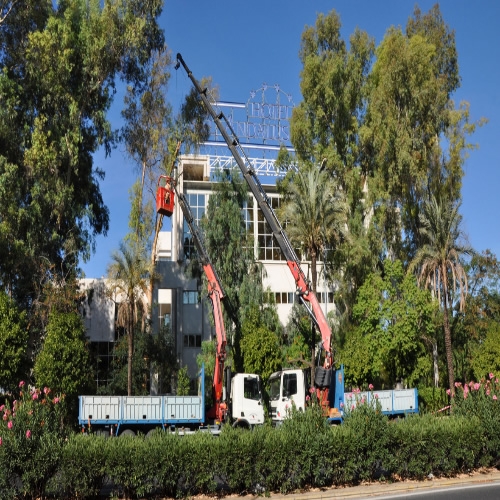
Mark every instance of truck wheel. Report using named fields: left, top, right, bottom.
left=119, top=429, right=136, bottom=437
left=146, top=429, right=158, bottom=439
left=232, top=420, right=250, bottom=430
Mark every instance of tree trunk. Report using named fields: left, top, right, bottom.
left=432, top=341, right=439, bottom=388
left=441, top=264, right=455, bottom=397
left=128, top=303, right=135, bottom=396
left=310, top=252, right=318, bottom=386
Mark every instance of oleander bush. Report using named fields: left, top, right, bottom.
left=453, top=374, right=500, bottom=467
left=2, top=386, right=500, bottom=499
left=0, top=382, right=68, bottom=499
left=388, top=414, right=482, bottom=479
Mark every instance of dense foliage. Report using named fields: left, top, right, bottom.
left=1, top=393, right=497, bottom=498
left=0, top=0, right=165, bottom=391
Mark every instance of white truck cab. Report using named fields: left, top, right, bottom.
left=230, top=372, right=265, bottom=427
left=268, top=369, right=307, bottom=424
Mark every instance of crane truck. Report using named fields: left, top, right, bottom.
left=78, top=182, right=265, bottom=435
left=174, top=53, right=418, bottom=424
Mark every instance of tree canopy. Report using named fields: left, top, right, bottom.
left=0, top=0, right=164, bottom=313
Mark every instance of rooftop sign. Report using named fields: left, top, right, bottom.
left=205, top=83, right=296, bottom=154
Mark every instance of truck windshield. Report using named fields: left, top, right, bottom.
left=243, top=377, right=261, bottom=401
left=269, top=376, right=281, bottom=401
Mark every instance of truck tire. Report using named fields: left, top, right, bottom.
left=119, top=429, right=136, bottom=437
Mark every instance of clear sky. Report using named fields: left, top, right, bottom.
left=82, top=0, right=500, bottom=278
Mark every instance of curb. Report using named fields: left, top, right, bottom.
left=263, top=469, right=500, bottom=499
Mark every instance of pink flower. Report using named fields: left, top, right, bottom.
left=7, top=421, right=13, bottom=430
left=43, top=387, right=50, bottom=395
left=490, top=373, right=494, bottom=380
left=368, top=384, right=374, bottom=390
left=0, top=436, right=2, bottom=446
left=375, top=394, right=379, bottom=399
left=446, top=389, right=451, bottom=396
left=53, top=397, right=60, bottom=404
left=18, top=380, right=25, bottom=388
left=360, top=397, right=365, bottom=404
left=309, top=387, right=315, bottom=394
left=2, top=414, right=7, bottom=421
left=454, top=381, right=462, bottom=388
left=474, top=383, right=481, bottom=391
left=493, top=395, right=498, bottom=401
left=0, top=405, right=4, bottom=412
left=306, top=395, right=310, bottom=402
left=32, top=393, right=38, bottom=400
left=26, top=430, right=31, bottom=439
left=340, top=402, right=344, bottom=408
left=487, top=390, right=490, bottom=396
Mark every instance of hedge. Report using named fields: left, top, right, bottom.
left=0, top=393, right=498, bottom=498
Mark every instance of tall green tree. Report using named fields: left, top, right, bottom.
left=121, top=45, right=176, bottom=314
left=0, top=290, right=28, bottom=391
left=0, top=0, right=163, bottom=323
left=240, top=305, right=282, bottom=384
left=458, top=251, right=500, bottom=381
left=33, top=310, right=93, bottom=415
left=409, top=195, right=472, bottom=395
left=350, top=259, right=434, bottom=388
left=107, top=239, right=150, bottom=396
left=202, top=168, right=255, bottom=372
left=361, top=5, right=481, bottom=261
left=290, top=9, right=376, bottom=320
left=279, top=166, right=347, bottom=295
left=278, top=165, right=347, bottom=380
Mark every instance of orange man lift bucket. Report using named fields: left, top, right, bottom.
left=156, top=175, right=175, bottom=217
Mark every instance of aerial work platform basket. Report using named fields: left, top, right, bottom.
left=156, top=175, right=175, bottom=217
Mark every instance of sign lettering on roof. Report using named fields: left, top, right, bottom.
left=207, top=83, right=295, bottom=153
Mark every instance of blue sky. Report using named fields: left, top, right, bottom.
left=82, top=0, right=500, bottom=278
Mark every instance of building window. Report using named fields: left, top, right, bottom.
left=243, top=197, right=254, bottom=233
left=89, top=341, right=115, bottom=391
left=158, top=303, right=171, bottom=328
left=184, top=334, right=202, bottom=348
left=183, top=192, right=206, bottom=260
left=183, top=290, right=200, bottom=304
left=257, top=195, right=283, bottom=261
left=319, top=292, right=334, bottom=304
left=274, top=292, right=295, bottom=304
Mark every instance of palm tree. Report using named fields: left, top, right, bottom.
left=279, top=166, right=347, bottom=379
left=107, top=240, right=150, bottom=396
left=280, top=166, right=347, bottom=294
left=409, top=195, right=472, bottom=396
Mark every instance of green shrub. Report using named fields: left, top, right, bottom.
left=418, top=386, right=449, bottom=413
left=341, top=394, right=391, bottom=482
left=215, top=424, right=268, bottom=494
left=388, top=414, right=481, bottom=479
left=453, top=374, right=500, bottom=467
left=0, top=382, right=68, bottom=499
left=54, top=434, right=108, bottom=498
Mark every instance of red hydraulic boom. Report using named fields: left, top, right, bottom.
left=158, top=177, right=228, bottom=423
